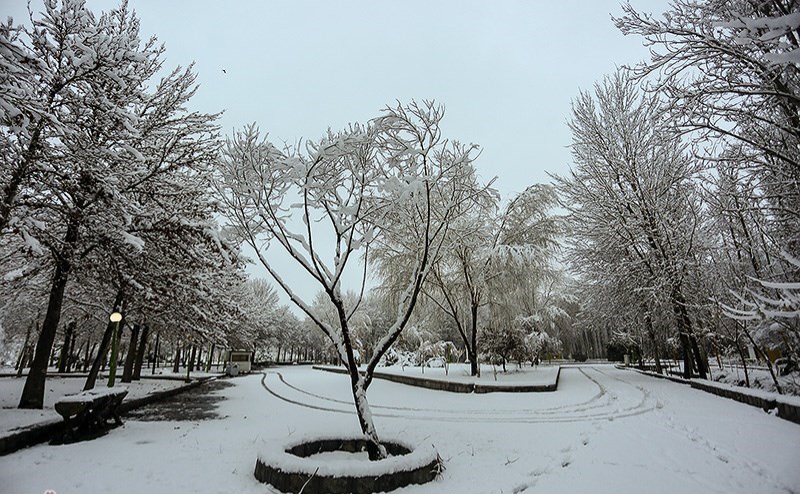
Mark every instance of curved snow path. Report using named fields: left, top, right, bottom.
left=4, top=365, right=799, bottom=494
left=257, top=366, right=800, bottom=492
left=260, top=366, right=656, bottom=424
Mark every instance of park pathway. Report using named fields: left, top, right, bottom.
left=3, top=365, right=799, bottom=494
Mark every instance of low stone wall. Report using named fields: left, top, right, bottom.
left=776, top=400, right=800, bottom=424
left=621, top=366, right=800, bottom=426
left=687, top=379, right=775, bottom=409
left=255, top=437, right=440, bottom=494
left=474, top=367, right=560, bottom=393
left=312, top=366, right=559, bottom=393
left=620, top=366, right=688, bottom=385
left=0, top=420, right=63, bottom=457
left=313, top=365, right=473, bottom=392
left=689, top=380, right=800, bottom=425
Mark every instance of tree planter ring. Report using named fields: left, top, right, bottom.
left=255, top=434, right=441, bottom=494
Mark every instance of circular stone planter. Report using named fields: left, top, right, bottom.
left=255, top=434, right=441, bottom=494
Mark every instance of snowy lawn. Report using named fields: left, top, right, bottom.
left=711, top=365, right=800, bottom=397
left=374, top=362, right=559, bottom=386
left=2, top=365, right=799, bottom=494
left=147, top=367, right=225, bottom=380
left=0, top=376, right=189, bottom=434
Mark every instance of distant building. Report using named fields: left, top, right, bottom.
left=227, top=350, right=252, bottom=373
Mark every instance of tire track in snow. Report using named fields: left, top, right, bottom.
left=259, top=372, right=352, bottom=416
left=273, top=369, right=608, bottom=415
left=260, top=368, right=656, bottom=424
left=589, top=366, right=651, bottom=412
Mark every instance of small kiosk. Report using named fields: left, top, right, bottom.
left=227, top=350, right=252, bottom=375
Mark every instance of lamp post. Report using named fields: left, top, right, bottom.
left=107, top=312, right=122, bottom=387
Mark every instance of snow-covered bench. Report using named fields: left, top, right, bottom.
left=52, top=387, right=128, bottom=444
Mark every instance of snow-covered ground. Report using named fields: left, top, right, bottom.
left=0, top=376, right=189, bottom=434
left=711, top=365, right=800, bottom=397
left=376, top=362, right=559, bottom=385
left=2, top=365, right=799, bottom=494
left=0, top=365, right=225, bottom=380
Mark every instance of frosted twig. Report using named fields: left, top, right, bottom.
left=298, top=467, right=320, bottom=494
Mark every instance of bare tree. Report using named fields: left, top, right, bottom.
left=554, top=73, right=709, bottom=378
left=616, top=0, right=800, bottom=227
left=419, top=184, right=561, bottom=376
left=217, top=101, right=483, bottom=459
left=616, top=1, right=800, bottom=365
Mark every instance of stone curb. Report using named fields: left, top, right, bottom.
left=0, top=376, right=217, bottom=456
left=618, top=365, right=800, bottom=425
left=255, top=438, right=439, bottom=494
left=312, top=365, right=560, bottom=393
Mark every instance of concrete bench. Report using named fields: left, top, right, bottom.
left=51, top=387, right=128, bottom=444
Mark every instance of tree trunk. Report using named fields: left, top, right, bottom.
left=653, top=348, right=663, bottom=374
left=66, top=327, right=77, bottom=372
left=57, top=321, right=76, bottom=373
left=15, top=321, right=33, bottom=375
left=152, top=331, right=160, bottom=374
left=195, top=345, right=202, bottom=370
left=84, top=290, right=125, bottom=391
left=185, top=345, right=196, bottom=382
left=84, top=341, right=95, bottom=372
left=16, top=350, right=28, bottom=377
left=333, top=297, right=386, bottom=461
left=188, top=345, right=196, bottom=373
left=172, top=346, right=181, bottom=373
left=689, top=334, right=708, bottom=379
left=133, top=324, right=149, bottom=380
left=743, top=330, right=783, bottom=394
left=49, top=344, right=59, bottom=368
left=351, top=378, right=385, bottom=460
left=467, top=347, right=478, bottom=377
left=734, top=339, right=751, bottom=387
left=470, top=303, right=479, bottom=377
left=18, top=253, right=73, bottom=409
left=645, top=311, right=663, bottom=374
left=121, top=323, right=140, bottom=383
left=68, top=336, right=84, bottom=373
left=679, top=332, right=693, bottom=378
left=672, top=288, right=706, bottom=379
left=205, top=343, right=215, bottom=372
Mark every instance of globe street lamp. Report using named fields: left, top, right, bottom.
left=107, top=312, right=123, bottom=387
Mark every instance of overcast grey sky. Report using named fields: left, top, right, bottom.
left=5, top=0, right=670, bottom=308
